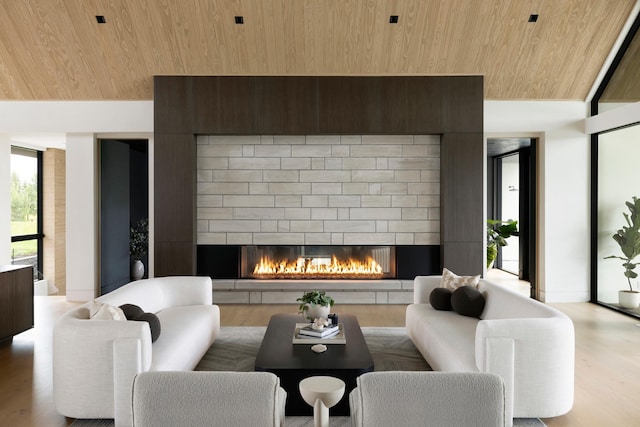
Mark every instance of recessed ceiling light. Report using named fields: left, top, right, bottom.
left=235, top=16, right=244, bottom=25
left=96, top=15, right=106, bottom=24
left=528, top=14, right=539, bottom=23
left=389, top=15, right=399, bottom=24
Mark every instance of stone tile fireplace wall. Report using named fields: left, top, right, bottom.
left=196, top=135, right=440, bottom=246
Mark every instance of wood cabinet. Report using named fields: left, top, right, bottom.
left=0, top=265, right=34, bottom=343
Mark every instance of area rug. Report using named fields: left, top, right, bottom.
left=195, top=326, right=430, bottom=372
left=71, top=326, right=545, bottom=427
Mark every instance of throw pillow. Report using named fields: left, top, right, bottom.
left=441, top=267, right=480, bottom=291
left=119, top=303, right=145, bottom=320
left=135, top=312, right=161, bottom=343
left=429, top=287, right=453, bottom=311
left=89, top=301, right=127, bottom=321
left=451, top=286, right=486, bottom=318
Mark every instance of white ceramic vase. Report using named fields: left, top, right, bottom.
left=131, top=260, right=144, bottom=281
left=304, top=303, right=331, bottom=321
left=618, top=290, right=640, bottom=309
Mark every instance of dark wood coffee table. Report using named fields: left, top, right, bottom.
left=255, top=313, right=374, bottom=416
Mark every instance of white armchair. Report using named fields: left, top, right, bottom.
left=349, top=371, right=506, bottom=427
left=131, top=371, right=287, bottom=427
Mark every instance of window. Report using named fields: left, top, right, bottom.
left=591, top=10, right=640, bottom=318
left=10, top=147, right=43, bottom=280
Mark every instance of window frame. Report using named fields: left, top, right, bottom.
left=590, top=10, right=640, bottom=318
left=10, top=147, right=44, bottom=278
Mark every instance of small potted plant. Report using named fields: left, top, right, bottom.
left=297, top=290, right=334, bottom=321
left=130, top=218, right=148, bottom=281
left=605, top=197, right=640, bottom=309
left=486, top=219, right=518, bottom=269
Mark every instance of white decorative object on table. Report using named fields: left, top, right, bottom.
left=311, top=344, right=327, bottom=353
left=312, top=317, right=329, bottom=330
left=299, top=376, right=345, bottom=427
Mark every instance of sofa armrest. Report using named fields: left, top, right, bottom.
left=413, top=276, right=442, bottom=304
left=475, top=317, right=575, bottom=418
left=53, top=315, right=153, bottom=419
left=114, top=339, right=143, bottom=427
left=96, top=276, right=214, bottom=313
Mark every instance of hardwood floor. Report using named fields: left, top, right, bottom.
left=1, top=296, right=639, bottom=426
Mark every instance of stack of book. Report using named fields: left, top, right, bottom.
left=298, top=324, right=340, bottom=339
left=293, top=323, right=346, bottom=344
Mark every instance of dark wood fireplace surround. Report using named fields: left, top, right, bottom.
left=154, top=76, right=484, bottom=279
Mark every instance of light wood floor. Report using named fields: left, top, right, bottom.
left=1, top=297, right=639, bottom=426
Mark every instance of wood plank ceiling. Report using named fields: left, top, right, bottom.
left=0, top=0, right=636, bottom=100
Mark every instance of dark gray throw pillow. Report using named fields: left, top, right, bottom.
left=429, top=287, right=453, bottom=311
left=135, top=312, right=161, bottom=343
left=451, top=285, right=486, bottom=318
left=119, top=303, right=144, bottom=320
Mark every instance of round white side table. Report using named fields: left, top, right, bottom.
left=299, top=376, right=346, bottom=427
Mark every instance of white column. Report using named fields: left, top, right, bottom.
left=65, top=133, right=98, bottom=301
left=539, top=125, right=590, bottom=302
left=0, top=135, right=10, bottom=264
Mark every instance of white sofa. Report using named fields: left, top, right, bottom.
left=131, top=371, right=287, bottom=427
left=405, top=276, right=574, bottom=424
left=350, top=371, right=506, bottom=427
left=53, top=276, right=220, bottom=427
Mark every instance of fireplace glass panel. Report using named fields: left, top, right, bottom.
left=241, top=245, right=396, bottom=279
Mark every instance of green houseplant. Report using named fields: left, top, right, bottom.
left=297, top=290, right=335, bottom=321
left=129, top=218, right=148, bottom=280
left=486, top=219, right=518, bottom=269
left=604, top=197, right=640, bottom=308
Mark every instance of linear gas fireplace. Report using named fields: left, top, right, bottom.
left=240, top=245, right=396, bottom=280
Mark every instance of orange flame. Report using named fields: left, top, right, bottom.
left=253, top=255, right=383, bottom=279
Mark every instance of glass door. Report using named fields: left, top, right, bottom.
left=498, top=153, right=520, bottom=275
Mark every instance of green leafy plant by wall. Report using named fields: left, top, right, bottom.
left=486, top=219, right=518, bottom=269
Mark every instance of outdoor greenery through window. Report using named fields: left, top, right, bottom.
left=10, top=146, right=42, bottom=279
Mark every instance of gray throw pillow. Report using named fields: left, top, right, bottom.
left=135, top=312, right=161, bottom=343
left=429, top=287, right=453, bottom=311
left=119, top=303, right=144, bottom=320
left=451, top=286, right=485, bottom=318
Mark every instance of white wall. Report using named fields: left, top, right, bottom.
left=486, top=101, right=590, bottom=302
left=65, top=134, right=97, bottom=300
left=0, top=101, right=153, bottom=301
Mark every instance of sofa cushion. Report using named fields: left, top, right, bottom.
left=119, top=303, right=145, bottom=320
left=451, top=286, right=486, bottom=318
left=151, top=305, right=220, bottom=371
left=441, top=268, right=480, bottom=290
left=135, top=312, right=162, bottom=342
left=89, top=301, right=126, bottom=321
left=405, top=304, right=479, bottom=371
left=429, top=287, right=452, bottom=311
